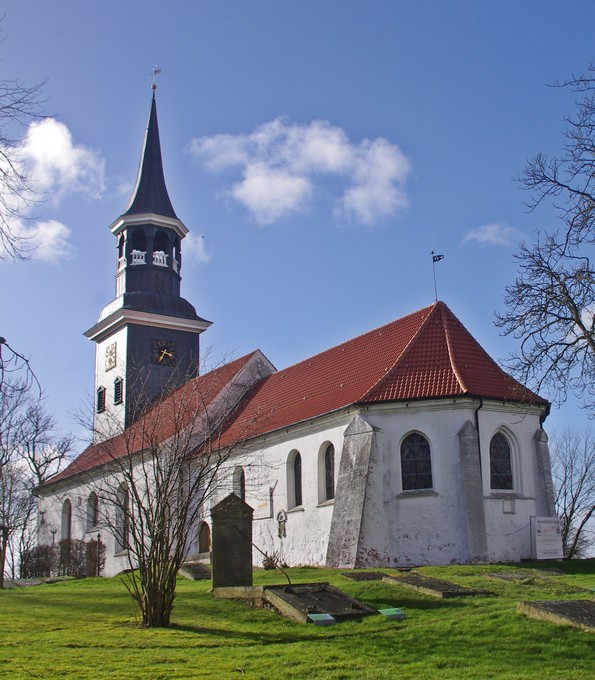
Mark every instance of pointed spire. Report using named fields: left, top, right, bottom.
left=123, top=92, right=177, bottom=219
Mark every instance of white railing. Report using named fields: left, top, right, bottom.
left=117, top=256, right=126, bottom=271
left=130, top=250, right=146, bottom=265
left=153, top=250, right=168, bottom=267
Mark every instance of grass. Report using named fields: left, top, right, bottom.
left=0, top=561, right=593, bottom=679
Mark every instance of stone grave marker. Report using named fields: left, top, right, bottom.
left=210, top=493, right=254, bottom=589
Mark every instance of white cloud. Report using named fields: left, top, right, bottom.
left=0, top=118, right=106, bottom=262
left=19, top=219, right=74, bottom=263
left=188, top=117, right=410, bottom=226
left=19, top=118, right=105, bottom=201
left=462, top=223, right=523, bottom=247
left=232, top=163, right=312, bottom=225
left=183, top=232, right=212, bottom=264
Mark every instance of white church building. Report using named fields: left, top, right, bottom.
left=37, top=93, right=557, bottom=576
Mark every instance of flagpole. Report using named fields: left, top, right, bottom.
left=431, top=251, right=444, bottom=302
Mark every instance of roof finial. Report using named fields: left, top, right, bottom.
left=151, top=65, right=162, bottom=92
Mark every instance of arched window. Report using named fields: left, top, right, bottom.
left=96, top=386, right=106, bottom=413
left=131, top=229, right=146, bottom=251
left=400, top=433, right=433, bottom=491
left=318, top=443, right=335, bottom=502
left=490, top=432, right=513, bottom=490
left=198, top=521, right=211, bottom=554
left=61, top=499, right=72, bottom=541
left=117, top=234, right=125, bottom=259
left=153, top=230, right=168, bottom=253
left=287, top=450, right=303, bottom=508
left=86, top=492, right=99, bottom=531
left=233, top=466, right=246, bottom=501
left=115, top=484, right=130, bottom=553
left=173, top=237, right=181, bottom=271
left=114, top=377, right=123, bottom=405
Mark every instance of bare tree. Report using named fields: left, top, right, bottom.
left=549, top=427, right=594, bottom=558
left=85, top=359, right=263, bottom=627
left=496, top=66, right=595, bottom=414
left=0, top=385, right=72, bottom=585
left=0, top=337, right=41, bottom=399
left=0, top=71, right=45, bottom=260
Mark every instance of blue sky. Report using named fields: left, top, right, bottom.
left=1, top=0, right=594, bottom=439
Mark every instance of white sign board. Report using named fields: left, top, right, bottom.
left=530, top=516, right=564, bottom=560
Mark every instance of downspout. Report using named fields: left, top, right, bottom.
left=474, top=396, right=484, bottom=475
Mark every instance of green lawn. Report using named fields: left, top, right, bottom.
left=1, top=561, right=593, bottom=679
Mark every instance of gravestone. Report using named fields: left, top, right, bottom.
left=210, top=493, right=254, bottom=588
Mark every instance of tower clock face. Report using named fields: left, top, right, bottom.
left=105, top=342, right=117, bottom=371
left=152, top=339, right=177, bottom=366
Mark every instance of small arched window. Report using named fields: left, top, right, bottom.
left=86, top=492, right=99, bottom=531
left=490, top=432, right=513, bottom=490
left=115, top=484, right=130, bottom=553
left=287, top=451, right=303, bottom=508
left=233, top=466, right=246, bottom=501
left=198, top=521, right=211, bottom=554
left=401, top=433, right=433, bottom=491
left=61, top=499, right=72, bottom=541
left=114, top=377, right=123, bottom=405
left=96, top=387, right=106, bottom=413
left=153, top=230, right=168, bottom=253
left=131, top=229, right=146, bottom=251
left=117, top=234, right=125, bottom=259
left=173, top=237, right=181, bottom=270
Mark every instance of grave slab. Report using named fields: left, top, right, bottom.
left=263, top=582, right=377, bottom=624
left=518, top=600, right=595, bottom=633
left=341, top=571, right=388, bottom=582
left=486, top=571, right=589, bottom=594
left=179, top=562, right=211, bottom=580
left=383, top=573, right=492, bottom=598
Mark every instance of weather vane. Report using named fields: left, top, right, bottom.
left=151, top=66, right=162, bottom=91
left=431, top=251, right=444, bottom=302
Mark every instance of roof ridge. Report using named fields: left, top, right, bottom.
left=440, top=303, right=468, bottom=393
left=359, top=301, right=440, bottom=401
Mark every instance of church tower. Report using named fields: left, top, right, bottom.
left=85, top=87, right=211, bottom=441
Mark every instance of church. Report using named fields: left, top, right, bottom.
left=37, top=92, right=558, bottom=576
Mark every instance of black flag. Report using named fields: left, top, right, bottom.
left=432, top=254, right=444, bottom=263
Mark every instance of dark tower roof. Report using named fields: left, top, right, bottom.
left=123, top=92, right=178, bottom=219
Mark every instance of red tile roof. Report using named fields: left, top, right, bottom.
left=42, top=352, right=258, bottom=488
left=42, top=302, right=546, bottom=487
left=215, top=301, right=546, bottom=447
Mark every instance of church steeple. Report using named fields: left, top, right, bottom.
left=85, top=89, right=211, bottom=441
left=123, top=92, right=177, bottom=220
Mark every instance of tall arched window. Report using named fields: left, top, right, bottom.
left=115, top=484, right=130, bottom=553
left=86, top=492, right=99, bottom=531
left=233, top=466, right=246, bottom=501
left=400, top=433, right=433, bottom=490
left=61, top=499, right=72, bottom=541
left=318, top=443, right=335, bottom=502
left=490, top=432, right=513, bottom=490
left=287, top=451, right=303, bottom=508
